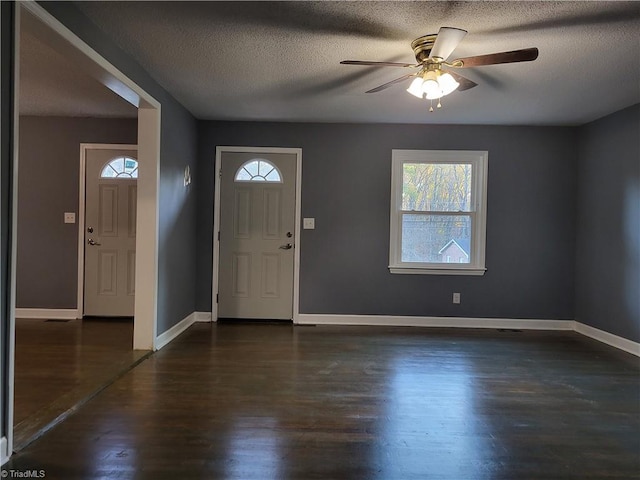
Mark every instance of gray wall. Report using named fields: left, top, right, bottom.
left=197, top=122, right=578, bottom=320
left=41, top=2, right=199, bottom=335
left=16, top=116, right=137, bottom=309
left=576, top=104, right=640, bottom=342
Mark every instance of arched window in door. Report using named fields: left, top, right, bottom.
left=100, top=156, right=138, bottom=178
left=234, top=159, right=282, bottom=183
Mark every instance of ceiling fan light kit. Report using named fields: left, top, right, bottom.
left=340, top=26, right=539, bottom=112
left=406, top=77, right=426, bottom=98
left=406, top=67, right=460, bottom=111
left=409, top=67, right=460, bottom=99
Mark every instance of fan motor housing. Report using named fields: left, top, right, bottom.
left=411, top=34, right=438, bottom=63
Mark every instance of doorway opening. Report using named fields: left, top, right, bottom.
left=7, top=2, right=161, bottom=456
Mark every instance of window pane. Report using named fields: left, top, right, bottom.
left=265, top=170, right=281, bottom=182
left=401, top=214, right=471, bottom=263
left=236, top=169, right=252, bottom=181
left=111, top=157, right=125, bottom=173
left=402, top=163, right=472, bottom=212
left=245, top=160, right=259, bottom=177
left=101, top=166, right=118, bottom=178
left=258, top=161, right=272, bottom=177
left=124, top=158, right=137, bottom=173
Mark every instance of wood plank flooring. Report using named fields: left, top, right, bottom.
left=5, top=323, right=639, bottom=479
left=13, top=318, right=149, bottom=449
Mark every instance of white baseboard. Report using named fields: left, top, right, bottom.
left=155, top=312, right=198, bottom=351
left=297, top=314, right=574, bottom=331
left=574, top=322, right=640, bottom=356
left=15, top=308, right=79, bottom=320
left=296, top=314, right=639, bottom=357
left=1, top=436, right=9, bottom=465
left=195, top=311, right=213, bottom=323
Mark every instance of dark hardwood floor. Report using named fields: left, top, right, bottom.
left=13, top=318, right=149, bottom=449
left=5, top=323, right=639, bottom=479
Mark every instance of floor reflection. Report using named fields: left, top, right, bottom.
left=225, top=417, right=282, bottom=479
left=375, top=349, right=494, bottom=479
left=13, top=318, right=141, bottom=450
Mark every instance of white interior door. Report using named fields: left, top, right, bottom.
left=84, top=148, right=138, bottom=317
left=218, top=152, right=297, bottom=319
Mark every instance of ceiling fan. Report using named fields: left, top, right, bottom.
left=341, top=27, right=538, bottom=110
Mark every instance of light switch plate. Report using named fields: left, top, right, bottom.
left=64, top=212, right=76, bottom=224
left=303, top=218, right=315, bottom=229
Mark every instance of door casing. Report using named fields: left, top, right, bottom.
left=212, top=146, right=302, bottom=323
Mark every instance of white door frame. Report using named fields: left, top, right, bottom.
left=6, top=0, right=161, bottom=458
left=77, top=143, right=138, bottom=318
left=212, top=146, right=302, bottom=323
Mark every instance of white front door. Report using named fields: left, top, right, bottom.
left=218, top=151, right=297, bottom=319
left=83, top=147, right=138, bottom=317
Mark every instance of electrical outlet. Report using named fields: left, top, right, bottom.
left=303, top=218, right=315, bottom=229
left=64, top=212, right=76, bottom=224
left=453, top=292, right=461, bottom=304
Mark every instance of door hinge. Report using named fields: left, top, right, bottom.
left=219, top=168, right=222, bottom=178
left=218, top=231, right=220, bottom=241
left=216, top=294, right=219, bottom=303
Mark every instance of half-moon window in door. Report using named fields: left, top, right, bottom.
left=234, top=159, right=282, bottom=183
left=100, top=156, right=138, bottom=178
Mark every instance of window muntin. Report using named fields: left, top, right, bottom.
left=390, top=150, right=487, bottom=275
left=100, top=156, right=138, bottom=178
left=234, top=159, right=282, bottom=183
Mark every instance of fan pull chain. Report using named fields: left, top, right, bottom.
left=429, top=98, right=444, bottom=112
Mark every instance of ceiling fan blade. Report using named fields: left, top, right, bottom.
left=444, top=71, right=478, bottom=91
left=341, top=60, right=418, bottom=68
left=454, top=47, right=539, bottom=67
left=429, top=27, right=467, bottom=60
left=365, top=73, right=417, bottom=93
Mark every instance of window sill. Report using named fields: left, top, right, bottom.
left=389, top=266, right=487, bottom=276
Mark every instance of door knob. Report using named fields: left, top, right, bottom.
left=279, top=243, right=293, bottom=250
left=87, top=238, right=101, bottom=246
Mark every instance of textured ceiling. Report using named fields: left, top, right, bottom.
left=22, top=1, right=640, bottom=125
left=19, top=14, right=137, bottom=118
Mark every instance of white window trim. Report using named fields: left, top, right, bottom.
left=389, top=149, right=488, bottom=275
